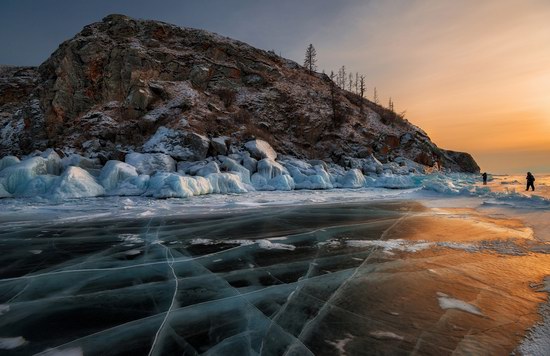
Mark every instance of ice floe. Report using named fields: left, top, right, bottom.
left=0, top=336, right=27, bottom=350
left=436, top=292, right=484, bottom=316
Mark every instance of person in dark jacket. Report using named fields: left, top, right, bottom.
left=482, top=172, right=488, bottom=185
left=526, top=172, right=535, bottom=191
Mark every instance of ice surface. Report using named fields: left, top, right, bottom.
left=0, top=336, right=27, bottom=350
left=0, top=195, right=548, bottom=354
left=436, top=292, right=484, bottom=316
left=346, top=239, right=434, bottom=254
left=369, top=331, right=405, bottom=340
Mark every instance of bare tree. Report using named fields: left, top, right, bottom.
left=359, top=75, right=366, bottom=113
left=388, top=97, right=394, bottom=111
left=303, top=44, right=317, bottom=74
left=339, top=66, right=346, bottom=89
left=355, top=72, right=359, bottom=94
left=373, top=87, right=379, bottom=104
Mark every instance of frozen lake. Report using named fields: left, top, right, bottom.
left=1, top=190, right=549, bottom=355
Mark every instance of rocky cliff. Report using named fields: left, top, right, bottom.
left=0, top=14, right=479, bottom=173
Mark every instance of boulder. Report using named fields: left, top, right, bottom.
left=210, top=136, right=229, bottom=156
left=143, top=126, right=210, bottom=161
left=98, top=160, right=138, bottom=191
left=244, top=139, right=277, bottom=160
left=50, top=166, right=105, bottom=199
left=219, top=156, right=251, bottom=184
left=196, top=161, right=221, bottom=177
left=443, top=150, right=481, bottom=173
left=125, top=152, right=176, bottom=175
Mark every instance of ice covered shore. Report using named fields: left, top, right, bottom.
left=0, top=139, right=479, bottom=200
left=1, top=140, right=549, bottom=213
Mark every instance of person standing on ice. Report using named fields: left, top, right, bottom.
left=526, top=172, right=535, bottom=191
left=482, top=172, right=488, bottom=185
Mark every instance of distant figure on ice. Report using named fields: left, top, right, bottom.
left=482, top=172, right=488, bottom=185
left=526, top=172, right=535, bottom=191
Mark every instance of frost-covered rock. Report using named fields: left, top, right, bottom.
left=125, top=152, right=176, bottom=175
left=244, top=139, right=277, bottom=160
left=0, top=156, right=48, bottom=194
left=207, top=173, right=248, bottom=194
left=210, top=136, right=229, bottom=156
left=394, top=156, right=426, bottom=174
left=98, top=160, right=138, bottom=191
left=196, top=161, right=220, bottom=177
left=144, top=173, right=212, bottom=198
left=219, top=156, right=251, bottom=184
left=143, top=126, right=209, bottom=161
left=338, top=169, right=366, bottom=188
left=40, top=149, right=62, bottom=175
left=107, top=175, right=150, bottom=196
left=252, top=173, right=295, bottom=191
left=242, top=153, right=258, bottom=174
left=61, top=154, right=101, bottom=171
left=281, top=158, right=332, bottom=190
left=49, top=166, right=105, bottom=199
left=0, top=156, right=20, bottom=172
left=256, top=158, right=287, bottom=180
left=362, top=154, right=384, bottom=174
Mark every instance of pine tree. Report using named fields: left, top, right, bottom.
left=348, top=72, right=353, bottom=91
left=303, top=44, right=317, bottom=74
left=388, top=97, right=394, bottom=111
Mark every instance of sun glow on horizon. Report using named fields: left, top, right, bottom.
left=303, top=0, right=550, bottom=173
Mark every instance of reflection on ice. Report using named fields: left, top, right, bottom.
left=0, top=201, right=548, bottom=355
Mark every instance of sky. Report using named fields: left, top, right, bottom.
left=1, top=0, right=549, bottom=174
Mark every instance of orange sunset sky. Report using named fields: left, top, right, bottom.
left=301, top=0, right=550, bottom=174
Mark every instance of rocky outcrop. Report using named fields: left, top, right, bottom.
left=442, top=150, right=480, bottom=173
left=0, top=14, right=479, bottom=173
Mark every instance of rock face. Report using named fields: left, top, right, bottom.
left=0, top=14, right=479, bottom=173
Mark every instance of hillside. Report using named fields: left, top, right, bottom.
left=0, top=14, right=479, bottom=173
